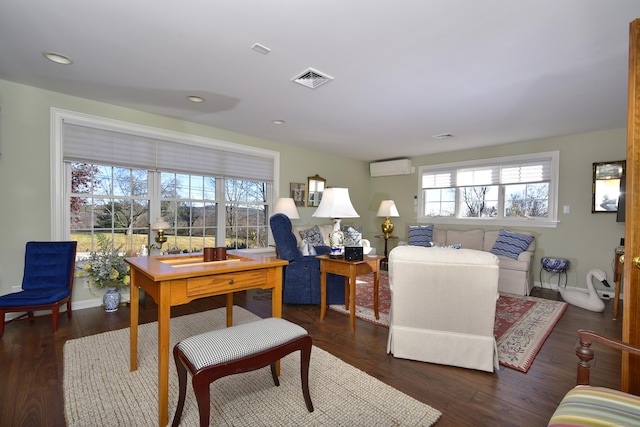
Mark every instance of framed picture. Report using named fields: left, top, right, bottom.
left=592, top=160, right=625, bottom=213
left=290, top=182, right=306, bottom=207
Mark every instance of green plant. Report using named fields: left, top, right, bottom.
left=81, top=234, right=131, bottom=291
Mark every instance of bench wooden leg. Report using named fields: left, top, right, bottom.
left=171, top=333, right=314, bottom=427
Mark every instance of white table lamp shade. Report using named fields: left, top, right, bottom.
left=273, top=198, right=300, bottom=219
left=312, top=188, right=359, bottom=219
left=376, top=200, right=399, bottom=217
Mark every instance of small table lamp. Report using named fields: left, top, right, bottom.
left=377, top=200, right=399, bottom=238
left=272, top=197, right=300, bottom=219
left=312, top=188, right=359, bottom=257
left=151, top=218, right=171, bottom=250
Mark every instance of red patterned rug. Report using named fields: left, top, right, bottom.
left=329, top=272, right=567, bottom=372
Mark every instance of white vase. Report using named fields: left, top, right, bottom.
left=103, top=288, right=121, bottom=312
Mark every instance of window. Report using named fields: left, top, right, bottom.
left=418, top=152, right=559, bottom=228
left=52, top=109, right=279, bottom=253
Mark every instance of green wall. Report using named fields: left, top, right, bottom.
left=0, top=79, right=368, bottom=306
left=0, top=77, right=627, bottom=309
left=369, top=128, right=627, bottom=291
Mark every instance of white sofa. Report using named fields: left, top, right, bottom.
left=387, top=245, right=500, bottom=372
left=403, top=227, right=535, bottom=295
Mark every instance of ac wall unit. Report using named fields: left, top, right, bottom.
left=370, top=159, right=413, bottom=177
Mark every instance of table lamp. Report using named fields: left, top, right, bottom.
left=151, top=218, right=171, bottom=250
left=312, top=188, right=359, bottom=258
left=376, top=200, right=399, bottom=238
left=272, top=197, right=300, bottom=219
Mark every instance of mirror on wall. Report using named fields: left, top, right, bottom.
left=307, top=175, right=326, bottom=207
left=592, top=160, right=625, bottom=213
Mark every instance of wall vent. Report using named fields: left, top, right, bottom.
left=292, top=68, right=334, bottom=89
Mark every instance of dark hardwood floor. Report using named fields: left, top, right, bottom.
left=0, top=287, right=623, bottom=426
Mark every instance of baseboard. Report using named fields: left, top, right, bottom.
left=4, top=293, right=131, bottom=321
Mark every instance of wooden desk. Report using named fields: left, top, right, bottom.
left=613, top=251, right=624, bottom=320
left=318, top=255, right=383, bottom=332
left=126, top=252, right=287, bottom=427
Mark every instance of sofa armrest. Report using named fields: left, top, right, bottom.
left=517, top=250, right=534, bottom=264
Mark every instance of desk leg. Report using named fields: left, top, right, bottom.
left=320, top=267, right=327, bottom=321
left=272, top=266, right=283, bottom=376
left=226, top=293, right=233, bottom=327
left=373, top=269, right=380, bottom=320
left=129, top=270, right=139, bottom=372
left=157, top=285, right=171, bottom=427
left=349, top=265, right=356, bottom=333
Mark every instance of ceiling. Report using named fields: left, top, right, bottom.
left=1, top=1, right=639, bottom=162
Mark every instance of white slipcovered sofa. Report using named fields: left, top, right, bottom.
left=387, top=245, right=500, bottom=372
left=403, top=226, right=535, bottom=295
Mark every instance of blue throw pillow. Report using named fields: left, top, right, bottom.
left=408, top=225, right=434, bottom=247
left=490, top=229, right=534, bottom=260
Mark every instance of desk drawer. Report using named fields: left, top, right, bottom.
left=186, top=270, right=267, bottom=296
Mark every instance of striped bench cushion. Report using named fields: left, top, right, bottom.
left=548, top=385, right=640, bottom=426
left=176, top=317, right=308, bottom=371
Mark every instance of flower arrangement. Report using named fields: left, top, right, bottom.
left=82, top=235, right=131, bottom=291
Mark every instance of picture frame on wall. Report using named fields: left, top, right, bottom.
left=290, top=182, right=306, bottom=207
left=592, top=160, right=625, bottom=213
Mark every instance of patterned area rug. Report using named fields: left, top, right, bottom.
left=329, top=272, right=567, bottom=372
left=63, top=306, right=442, bottom=426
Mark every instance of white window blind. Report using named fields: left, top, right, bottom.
left=423, top=158, right=551, bottom=189
left=63, top=123, right=274, bottom=182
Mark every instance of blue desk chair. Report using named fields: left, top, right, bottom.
left=0, top=241, right=77, bottom=338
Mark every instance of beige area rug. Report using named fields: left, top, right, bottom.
left=63, top=306, right=442, bottom=426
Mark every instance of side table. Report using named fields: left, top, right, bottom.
left=375, top=235, right=398, bottom=270
left=540, top=257, right=570, bottom=288
left=317, top=254, right=383, bottom=332
left=613, top=251, right=624, bottom=320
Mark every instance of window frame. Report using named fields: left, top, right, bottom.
left=50, top=108, right=280, bottom=248
left=417, top=151, right=560, bottom=228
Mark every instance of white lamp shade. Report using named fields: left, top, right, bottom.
left=151, top=218, right=170, bottom=231
left=376, top=200, right=399, bottom=217
left=273, top=198, right=300, bottom=219
left=312, top=188, right=359, bottom=219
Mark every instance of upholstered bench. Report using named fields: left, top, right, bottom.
left=172, top=317, right=314, bottom=427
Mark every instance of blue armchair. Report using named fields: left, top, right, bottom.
left=270, top=214, right=345, bottom=305
left=0, top=241, right=77, bottom=338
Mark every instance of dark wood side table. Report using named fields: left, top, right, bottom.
left=317, top=254, right=383, bottom=332
left=613, top=250, right=624, bottom=320
left=375, top=235, right=398, bottom=269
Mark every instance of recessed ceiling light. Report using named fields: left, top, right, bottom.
left=272, top=120, right=285, bottom=125
left=42, top=51, right=73, bottom=65
left=251, top=43, right=271, bottom=55
left=187, top=95, right=205, bottom=103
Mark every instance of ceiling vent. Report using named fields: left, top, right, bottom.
left=292, top=68, right=334, bottom=89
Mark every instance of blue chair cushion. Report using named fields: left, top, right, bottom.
left=0, top=288, right=71, bottom=307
